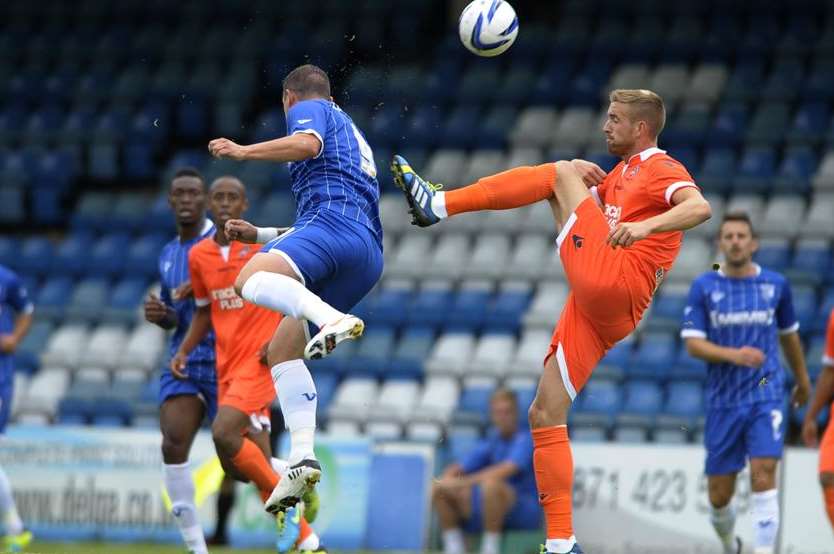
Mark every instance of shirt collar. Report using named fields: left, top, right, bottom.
left=717, top=263, right=762, bottom=278
left=627, top=147, right=666, bottom=165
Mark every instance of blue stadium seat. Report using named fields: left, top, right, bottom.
left=124, top=234, right=167, bottom=280
left=478, top=107, right=516, bottom=149
left=256, top=193, right=298, bottom=228
left=34, top=149, right=75, bottom=191
left=754, top=241, right=792, bottom=273
left=388, top=328, right=434, bottom=379
left=91, top=397, right=133, bottom=427
left=772, top=147, right=817, bottom=195
left=23, top=106, right=64, bottom=146
left=646, top=290, right=688, bottom=331
left=628, top=333, right=676, bottom=380
left=663, top=104, right=710, bottom=148
left=802, top=59, right=834, bottom=102
left=0, top=237, right=17, bottom=269
left=344, top=328, right=395, bottom=377
left=483, top=288, right=532, bottom=334
left=723, top=59, right=766, bottom=103
left=786, top=102, right=830, bottom=146
left=669, top=348, right=708, bottom=382
left=0, top=185, right=25, bottom=225
left=104, top=278, right=148, bottom=325
left=494, top=67, right=535, bottom=105
left=567, top=61, right=612, bottom=107
left=15, top=320, right=53, bottom=374
left=57, top=397, right=92, bottom=425
left=402, top=105, right=443, bottom=149
left=65, top=279, right=111, bottom=323
left=790, top=286, right=818, bottom=331
left=617, top=380, right=663, bottom=425
left=789, top=242, right=831, bottom=286
left=573, top=379, right=622, bottom=428
left=446, top=429, right=481, bottom=467
left=35, top=277, right=74, bottom=321
left=659, top=381, right=704, bottom=425
left=442, top=106, right=481, bottom=149
left=309, top=338, right=358, bottom=377
left=361, top=286, right=413, bottom=330
left=367, top=104, right=404, bottom=148
left=598, top=341, right=633, bottom=377
left=454, top=383, right=495, bottom=426
left=314, top=373, right=340, bottom=424
left=457, top=66, right=501, bottom=105
left=445, top=287, right=492, bottom=333
left=176, top=95, right=209, bottom=141
left=732, top=147, right=776, bottom=195
left=17, top=237, right=54, bottom=278
left=813, top=290, right=834, bottom=333
left=408, top=287, right=453, bottom=331
left=88, top=235, right=128, bottom=278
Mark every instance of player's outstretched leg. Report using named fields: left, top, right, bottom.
left=237, top=255, right=364, bottom=360
left=391, top=155, right=555, bottom=226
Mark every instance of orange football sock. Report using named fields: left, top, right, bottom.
left=231, top=438, right=279, bottom=503
left=825, top=487, right=834, bottom=530
left=298, top=517, right=313, bottom=543
left=532, top=425, right=573, bottom=540
left=445, top=163, right=556, bottom=216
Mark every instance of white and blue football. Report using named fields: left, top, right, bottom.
left=459, top=0, right=519, bottom=57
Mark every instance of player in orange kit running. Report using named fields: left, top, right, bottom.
left=172, top=176, right=325, bottom=553
left=392, top=89, right=712, bottom=554
left=802, top=307, right=834, bottom=533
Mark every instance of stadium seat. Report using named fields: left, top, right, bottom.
left=732, top=147, right=776, bottom=195
left=424, top=235, right=470, bottom=280
left=444, top=280, right=492, bottom=333
left=368, top=379, right=420, bottom=424
left=485, top=282, right=533, bottom=334
left=15, top=320, right=53, bottom=374
left=505, top=234, right=551, bottom=281
left=460, top=150, right=506, bottom=188
left=406, top=281, right=454, bottom=329
left=424, top=149, right=467, bottom=187
left=344, top=327, right=395, bottom=377
left=327, top=378, right=379, bottom=423
left=648, top=65, right=689, bottom=104
left=773, top=147, right=817, bottom=195
left=425, top=333, right=476, bottom=377
left=799, top=193, right=834, bottom=239
left=669, top=238, right=712, bottom=283
left=523, top=283, right=569, bottom=329
left=385, top=234, right=433, bottom=279
left=629, top=332, right=676, bottom=380
left=65, top=279, right=110, bottom=323
left=454, top=376, right=496, bottom=427
left=465, top=234, right=511, bottom=280
left=510, top=107, right=558, bottom=149
left=759, top=196, right=806, bottom=239
left=646, top=283, right=689, bottom=331
left=659, top=381, right=703, bottom=426
left=465, top=334, right=516, bottom=379
left=119, top=322, right=166, bottom=372
left=18, top=367, right=71, bottom=421
left=412, top=376, right=459, bottom=425
left=685, top=64, right=728, bottom=103
left=754, top=238, right=792, bottom=273
left=79, top=325, right=128, bottom=370
left=617, top=380, right=663, bottom=426
left=789, top=239, right=831, bottom=286
left=614, top=425, right=650, bottom=444
left=551, top=107, right=596, bottom=149
left=653, top=427, right=689, bottom=444
left=388, top=327, right=434, bottom=379
left=698, top=147, right=737, bottom=194
left=573, top=378, right=622, bottom=429
left=571, top=425, right=607, bottom=443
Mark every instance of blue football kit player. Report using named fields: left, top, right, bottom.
left=143, top=168, right=216, bottom=554
left=208, top=64, right=383, bottom=515
left=433, top=389, right=540, bottom=554
left=681, top=212, right=811, bottom=554
left=0, top=264, right=33, bottom=551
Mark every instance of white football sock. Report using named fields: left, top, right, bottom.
left=271, top=457, right=289, bottom=475
left=710, top=503, right=737, bottom=554
left=272, top=359, right=317, bottom=465
left=481, top=531, right=501, bottom=554
left=545, top=536, right=576, bottom=553
left=241, top=271, right=344, bottom=328
left=163, top=462, right=208, bottom=554
left=0, top=466, right=23, bottom=535
left=442, top=528, right=465, bottom=554
left=297, top=531, right=321, bottom=550
left=751, top=489, right=779, bottom=552
left=433, top=191, right=448, bottom=218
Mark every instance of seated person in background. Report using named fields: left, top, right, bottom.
left=433, top=388, right=541, bottom=554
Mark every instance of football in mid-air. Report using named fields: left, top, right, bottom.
left=458, top=0, right=519, bottom=57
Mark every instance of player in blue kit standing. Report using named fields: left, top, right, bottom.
left=0, top=264, right=33, bottom=551
left=681, top=212, right=811, bottom=554
left=208, top=64, right=383, bottom=517
left=143, top=168, right=216, bottom=554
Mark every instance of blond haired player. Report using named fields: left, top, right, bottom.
left=392, top=89, right=712, bottom=553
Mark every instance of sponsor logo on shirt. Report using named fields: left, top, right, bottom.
left=603, top=204, right=622, bottom=229
left=709, top=308, right=775, bottom=328
left=211, top=286, right=244, bottom=310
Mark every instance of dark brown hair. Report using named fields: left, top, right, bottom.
left=719, top=211, right=757, bottom=237
left=283, top=64, right=331, bottom=99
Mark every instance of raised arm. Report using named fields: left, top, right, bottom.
left=608, top=187, right=712, bottom=247
left=208, top=133, right=321, bottom=163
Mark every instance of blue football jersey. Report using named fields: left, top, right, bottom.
left=285, top=99, right=382, bottom=242
left=158, top=219, right=217, bottom=381
left=681, top=265, right=798, bottom=408
left=0, top=265, right=34, bottom=381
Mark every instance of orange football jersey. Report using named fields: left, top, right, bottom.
left=189, top=238, right=282, bottom=383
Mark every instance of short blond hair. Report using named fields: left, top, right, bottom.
left=609, top=89, right=666, bottom=138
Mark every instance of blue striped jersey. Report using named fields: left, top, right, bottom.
left=0, top=264, right=33, bottom=381
left=681, top=264, right=798, bottom=409
left=286, top=99, right=382, bottom=243
left=158, top=219, right=216, bottom=381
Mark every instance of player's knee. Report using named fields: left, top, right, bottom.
left=211, top=419, right=237, bottom=456
left=480, top=478, right=508, bottom=500
left=160, top=435, right=189, bottom=464
left=750, top=463, right=778, bottom=491
left=820, top=472, right=834, bottom=488
left=233, top=270, right=251, bottom=298
left=707, top=480, right=734, bottom=508
left=528, top=395, right=568, bottom=429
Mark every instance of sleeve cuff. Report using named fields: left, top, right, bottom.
left=665, top=181, right=698, bottom=206
left=823, top=355, right=834, bottom=367
left=194, top=298, right=210, bottom=307
left=292, top=129, right=324, bottom=159
left=778, top=322, right=800, bottom=335
left=21, top=303, right=34, bottom=315
left=590, top=186, right=602, bottom=206
left=680, top=329, right=707, bottom=339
